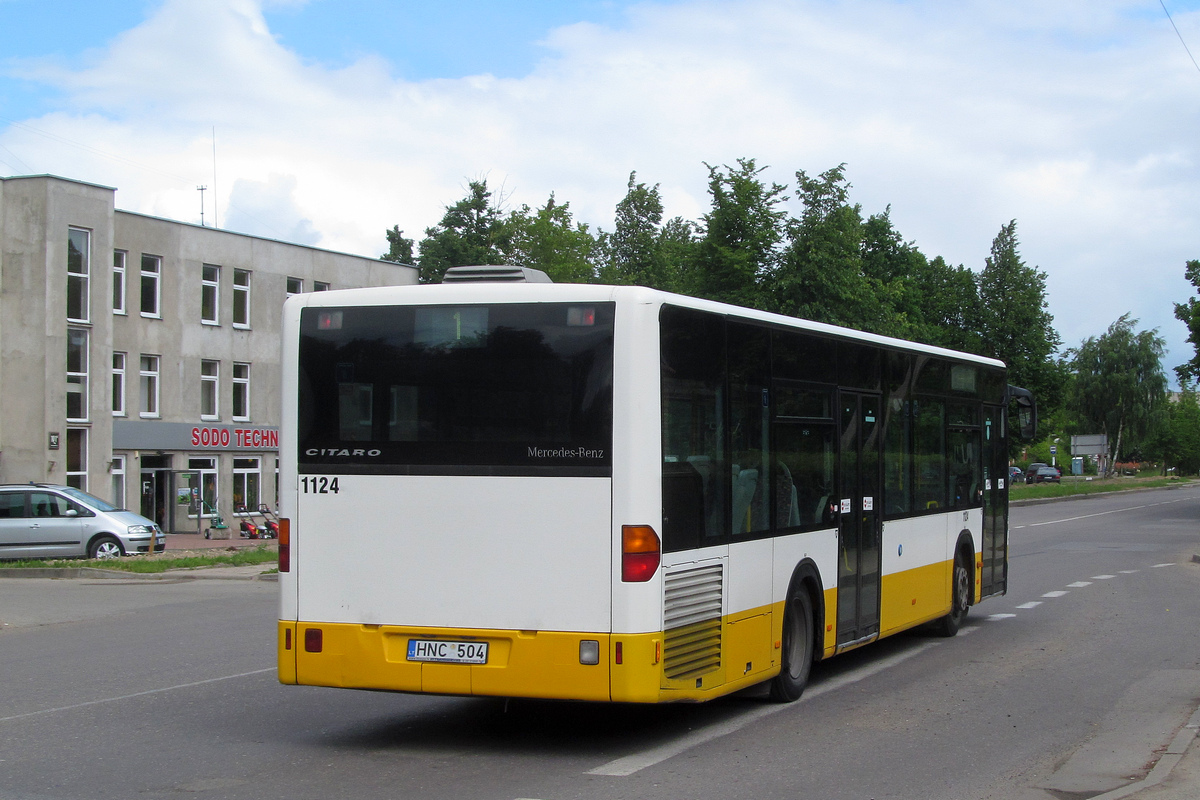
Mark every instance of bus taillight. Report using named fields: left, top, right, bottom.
left=279, top=518, right=290, bottom=572
left=622, top=525, right=660, bottom=582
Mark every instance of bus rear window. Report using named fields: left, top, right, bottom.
left=298, top=302, right=614, bottom=476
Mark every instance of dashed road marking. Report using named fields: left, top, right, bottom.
left=1067, top=581, right=1092, bottom=588
left=1152, top=563, right=1176, bottom=568
left=1091, top=574, right=1116, bottom=579
left=1042, top=590, right=1069, bottom=598
left=1016, top=601, right=1041, bottom=609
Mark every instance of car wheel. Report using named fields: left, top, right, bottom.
left=89, top=535, right=124, bottom=560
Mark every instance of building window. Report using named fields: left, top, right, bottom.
left=233, top=269, right=250, bottom=328
left=201, top=264, right=220, bottom=324
left=139, top=355, right=160, bottom=418
left=66, top=428, right=87, bottom=491
left=233, top=457, right=261, bottom=515
left=201, top=360, right=219, bottom=420
left=187, top=457, right=217, bottom=519
left=140, top=254, right=161, bottom=317
left=232, top=362, right=250, bottom=421
left=313, top=281, right=331, bottom=292
left=112, top=352, right=126, bottom=416
left=113, top=250, right=127, bottom=314
left=111, top=455, right=125, bottom=508
left=67, top=228, right=90, bottom=323
left=286, top=276, right=303, bottom=296
left=67, top=328, right=89, bottom=422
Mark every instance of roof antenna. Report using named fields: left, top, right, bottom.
left=197, top=185, right=207, bottom=226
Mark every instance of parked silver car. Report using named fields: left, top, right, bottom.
left=0, top=484, right=165, bottom=559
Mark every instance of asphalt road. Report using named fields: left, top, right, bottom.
left=1, top=487, right=1199, bottom=800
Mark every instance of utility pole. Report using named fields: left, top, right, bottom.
left=197, top=185, right=207, bottom=227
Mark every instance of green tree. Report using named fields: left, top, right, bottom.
left=506, top=194, right=596, bottom=283
left=598, top=173, right=665, bottom=287
left=976, top=220, right=1060, bottom=404
left=381, top=226, right=415, bottom=264
left=416, top=180, right=511, bottom=283
left=691, top=158, right=788, bottom=309
left=774, top=164, right=906, bottom=334
left=1162, top=387, right=1200, bottom=475
left=908, top=255, right=982, bottom=353
left=1172, top=259, right=1200, bottom=383
left=1068, top=314, right=1166, bottom=474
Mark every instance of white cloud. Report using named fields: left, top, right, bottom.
left=3, top=0, right=1199, bottom=369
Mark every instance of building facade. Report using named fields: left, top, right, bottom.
left=0, top=175, right=417, bottom=533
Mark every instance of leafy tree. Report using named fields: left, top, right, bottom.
left=774, top=164, right=907, bottom=335
left=908, top=255, right=982, bottom=353
left=976, top=221, right=1061, bottom=405
left=416, top=180, right=511, bottom=283
left=1068, top=314, right=1166, bottom=474
left=381, top=226, right=415, bottom=264
left=598, top=173, right=665, bottom=287
left=1172, top=259, right=1200, bottom=383
left=691, top=158, right=788, bottom=309
left=506, top=194, right=596, bottom=283
left=1162, top=387, right=1200, bottom=475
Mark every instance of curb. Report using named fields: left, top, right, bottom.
left=0, top=566, right=279, bottom=581
left=1089, top=705, right=1200, bottom=800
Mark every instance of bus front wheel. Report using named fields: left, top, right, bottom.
left=769, top=589, right=814, bottom=703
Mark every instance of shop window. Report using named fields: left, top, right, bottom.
left=233, top=458, right=261, bottom=515
left=110, top=455, right=125, bottom=508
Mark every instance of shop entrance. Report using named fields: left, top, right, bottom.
left=139, top=455, right=173, bottom=531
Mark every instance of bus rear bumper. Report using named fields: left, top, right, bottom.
left=281, top=620, right=614, bottom=701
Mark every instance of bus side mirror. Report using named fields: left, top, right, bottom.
left=1008, top=386, right=1037, bottom=442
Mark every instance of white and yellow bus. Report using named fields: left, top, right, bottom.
left=277, top=269, right=1035, bottom=703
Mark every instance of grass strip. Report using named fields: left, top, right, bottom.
left=1, top=546, right=278, bottom=573
left=1010, top=476, right=1195, bottom=501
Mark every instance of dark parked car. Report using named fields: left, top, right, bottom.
left=1025, top=462, right=1048, bottom=483
left=1031, top=466, right=1060, bottom=484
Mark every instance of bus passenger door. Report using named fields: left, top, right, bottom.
left=980, top=404, right=1007, bottom=598
left=836, top=392, right=882, bottom=648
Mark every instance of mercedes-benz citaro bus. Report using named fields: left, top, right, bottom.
left=277, top=265, right=1036, bottom=704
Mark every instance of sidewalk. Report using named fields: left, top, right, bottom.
left=1099, top=705, right=1200, bottom=800
left=163, top=531, right=277, bottom=551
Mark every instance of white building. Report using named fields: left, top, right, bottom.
left=0, top=174, right=417, bottom=532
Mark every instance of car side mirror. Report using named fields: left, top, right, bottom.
left=65, top=508, right=78, bottom=517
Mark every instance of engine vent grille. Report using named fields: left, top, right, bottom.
left=663, top=563, right=723, bottom=680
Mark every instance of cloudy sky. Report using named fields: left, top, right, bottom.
left=2, top=0, right=1199, bottom=375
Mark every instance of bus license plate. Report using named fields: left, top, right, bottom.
left=407, top=639, right=489, bottom=664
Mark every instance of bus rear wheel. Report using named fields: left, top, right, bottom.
left=934, top=553, right=971, bottom=637
left=769, top=589, right=814, bottom=703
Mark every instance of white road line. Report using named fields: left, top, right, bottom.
left=1042, top=590, right=1069, bottom=598
left=1152, top=563, right=1176, bottom=568
left=1091, top=575, right=1116, bottom=580
left=0, top=668, right=275, bottom=724
left=1016, top=602, right=1041, bottom=609
left=1067, top=581, right=1092, bottom=588
left=1120, top=570, right=1140, bottom=574
left=1027, top=497, right=1189, bottom=528
left=987, top=614, right=1017, bottom=620
left=586, top=642, right=942, bottom=777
